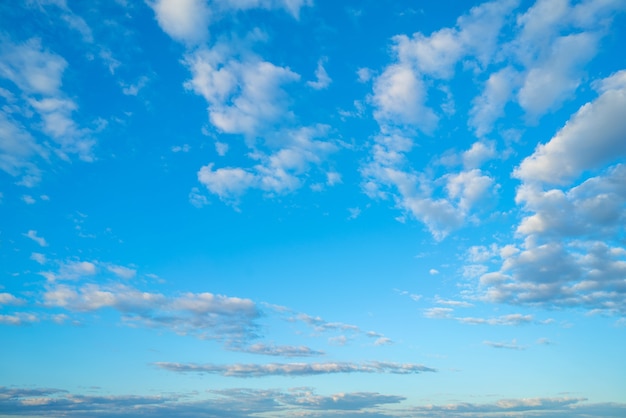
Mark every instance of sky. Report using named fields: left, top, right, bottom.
left=1, top=0, right=626, bottom=416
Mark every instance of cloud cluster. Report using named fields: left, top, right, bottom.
left=474, top=72, right=626, bottom=315
left=197, top=125, right=338, bottom=200
left=363, top=0, right=626, bottom=238
left=3, top=386, right=626, bottom=417
left=0, top=386, right=406, bottom=417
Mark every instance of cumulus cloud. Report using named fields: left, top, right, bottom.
left=198, top=125, right=338, bottom=200
left=515, top=71, right=626, bottom=185
left=360, top=134, right=498, bottom=239
left=155, top=360, right=436, bottom=377
left=149, top=0, right=211, bottom=44
left=473, top=72, right=626, bottom=315
left=0, top=293, right=24, bottom=306
left=372, top=64, right=437, bottom=131
left=185, top=46, right=300, bottom=137
left=517, top=32, right=597, bottom=118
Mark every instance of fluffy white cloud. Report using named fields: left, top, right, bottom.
left=0, top=293, right=24, bottom=306
left=515, top=71, right=626, bottom=185
left=468, top=0, right=625, bottom=132
left=372, top=64, right=437, bottom=131
left=198, top=125, right=337, bottom=200
left=0, top=38, right=66, bottom=95
left=517, top=32, right=598, bottom=118
left=445, top=169, right=494, bottom=212
left=185, top=47, right=300, bottom=137
left=149, top=0, right=211, bottom=44
left=469, top=67, right=519, bottom=136
left=393, top=0, right=518, bottom=78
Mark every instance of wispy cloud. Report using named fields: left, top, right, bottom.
left=23, top=230, right=48, bottom=247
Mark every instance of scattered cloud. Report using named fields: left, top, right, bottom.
left=23, top=230, right=48, bottom=247
left=307, top=58, right=332, bottom=90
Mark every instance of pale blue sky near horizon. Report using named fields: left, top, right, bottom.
left=1, top=0, right=626, bottom=417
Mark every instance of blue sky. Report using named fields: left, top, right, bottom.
left=1, top=0, right=626, bottom=416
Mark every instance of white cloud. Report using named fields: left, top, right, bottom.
left=515, top=71, right=626, bottom=185
left=30, top=252, right=47, bottom=264
left=198, top=125, right=337, bottom=201
left=53, top=260, right=97, bottom=280
left=517, top=32, right=598, bottom=118
left=149, top=0, right=211, bottom=44
left=372, top=63, right=437, bottom=131
left=185, top=47, right=300, bottom=137
left=21, top=195, right=36, bottom=204
left=215, top=141, right=228, bottom=156
left=0, top=37, right=96, bottom=184
left=356, top=67, right=373, bottom=83
left=24, top=230, right=47, bottom=247
left=469, top=67, right=519, bottom=136
left=0, top=312, right=39, bottom=325
left=462, top=140, right=497, bottom=169
left=393, top=0, right=517, bottom=78
left=445, top=169, right=494, bottom=212
left=0, top=38, right=66, bottom=95
left=307, top=58, right=331, bottom=90
left=0, top=293, right=24, bottom=306
left=198, top=164, right=257, bottom=200
left=44, top=283, right=260, bottom=343
left=189, top=187, right=210, bottom=207
left=106, top=264, right=136, bottom=279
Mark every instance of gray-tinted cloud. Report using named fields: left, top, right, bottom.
left=155, top=361, right=436, bottom=377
